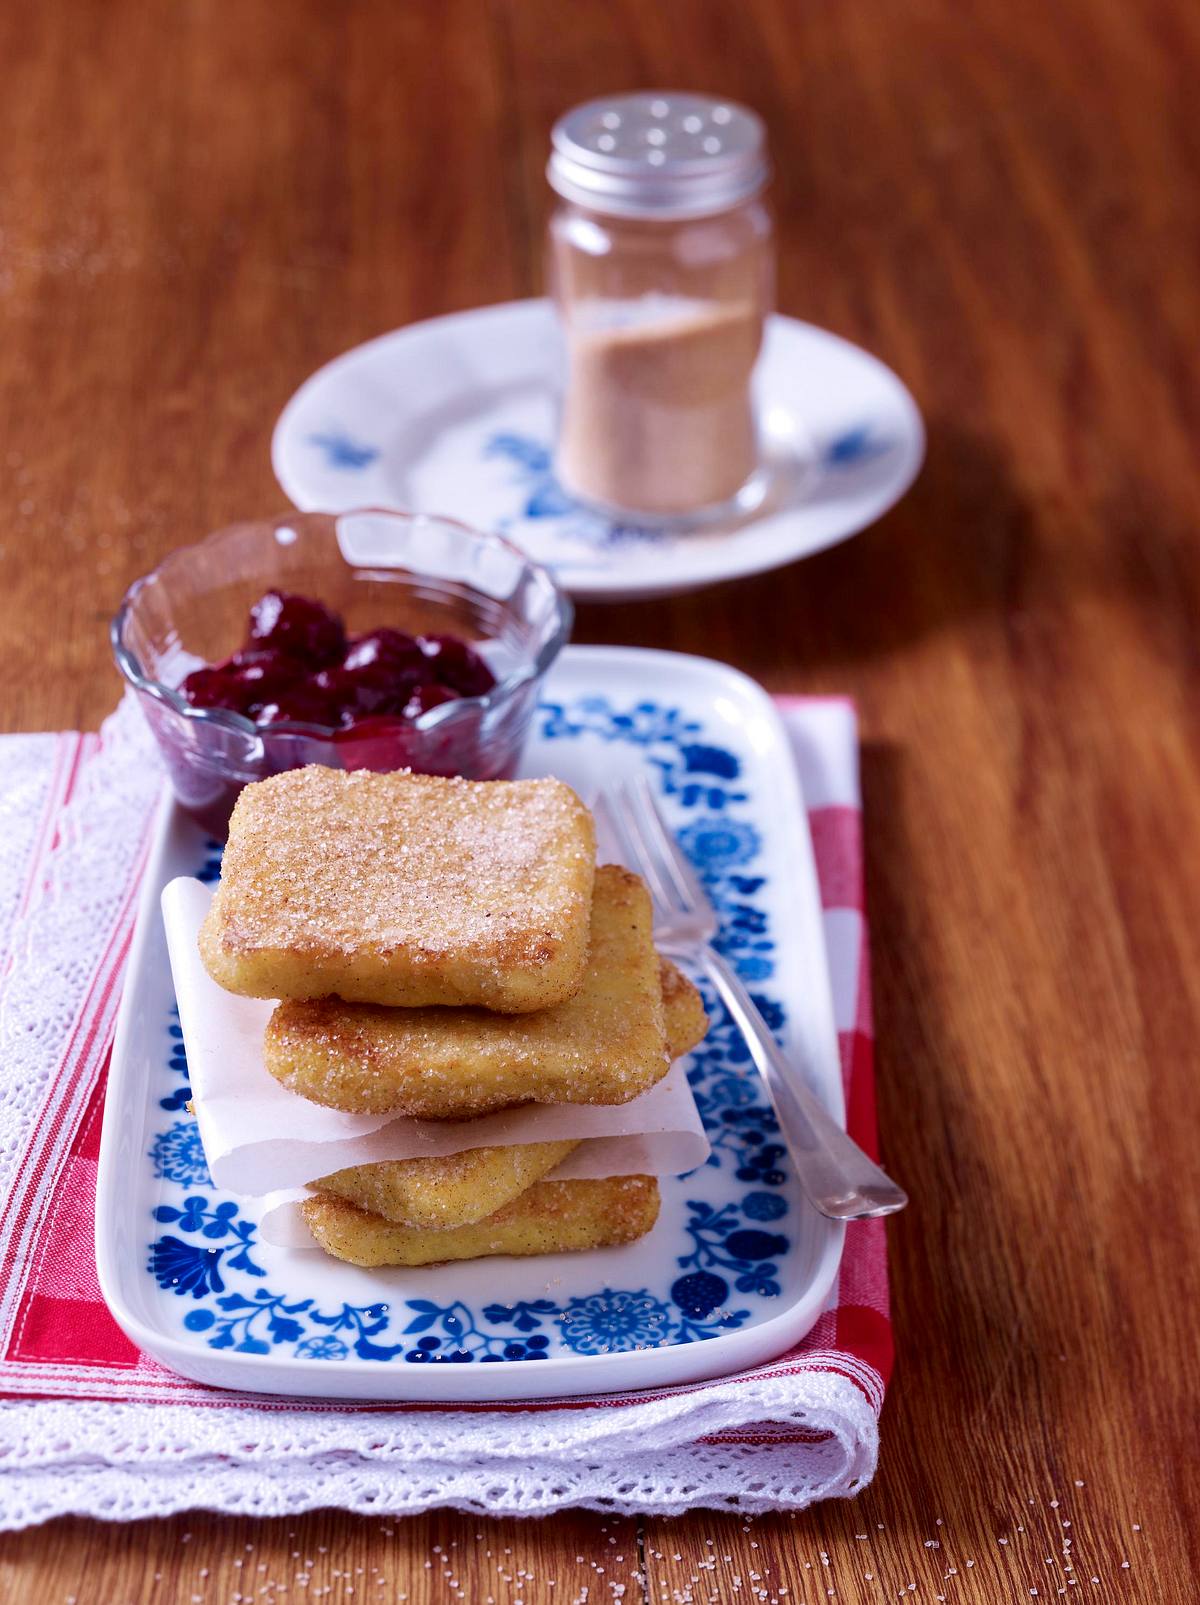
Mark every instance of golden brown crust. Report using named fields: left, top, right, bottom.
left=316, top=1139, right=581, bottom=1230
left=264, top=864, right=669, bottom=1117
left=198, top=766, right=595, bottom=1012
left=659, top=958, right=709, bottom=1058
left=300, top=1176, right=660, bottom=1267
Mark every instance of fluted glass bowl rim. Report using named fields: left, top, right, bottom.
left=110, top=508, right=574, bottom=741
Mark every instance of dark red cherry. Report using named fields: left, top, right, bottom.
left=180, top=664, right=253, bottom=714
left=312, top=665, right=365, bottom=718
left=313, top=665, right=414, bottom=723
left=402, top=681, right=458, bottom=719
left=247, top=590, right=345, bottom=667
left=227, top=648, right=304, bottom=710
left=328, top=630, right=427, bottom=723
left=343, top=628, right=424, bottom=678
left=254, top=683, right=339, bottom=727
left=418, top=634, right=496, bottom=697
left=230, top=646, right=297, bottom=676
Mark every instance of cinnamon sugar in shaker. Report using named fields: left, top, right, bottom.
left=547, top=93, right=773, bottom=522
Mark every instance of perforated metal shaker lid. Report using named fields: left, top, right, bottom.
left=548, top=92, right=769, bottom=219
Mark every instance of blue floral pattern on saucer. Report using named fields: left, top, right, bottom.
left=482, top=425, right=896, bottom=555
left=485, top=434, right=666, bottom=554
left=272, top=301, right=925, bottom=600
left=306, top=431, right=380, bottom=470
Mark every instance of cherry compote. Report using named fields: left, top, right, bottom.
left=180, top=592, right=496, bottom=738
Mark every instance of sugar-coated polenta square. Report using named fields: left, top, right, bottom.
left=198, top=766, right=595, bottom=1012
left=263, top=864, right=667, bottom=1116
left=301, top=1176, right=660, bottom=1267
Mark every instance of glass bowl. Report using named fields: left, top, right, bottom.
left=111, top=509, right=572, bottom=836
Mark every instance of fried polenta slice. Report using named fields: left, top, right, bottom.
left=301, top=1176, right=660, bottom=1267
left=264, top=864, right=668, bottom=1117
left=317, top=1139, right=581, bottom=1230
left=658, top=957, right=708, bottom=1058
left=199, top=766, right=595, bottom=1012
left=314, top=962, right=708, bottom=1228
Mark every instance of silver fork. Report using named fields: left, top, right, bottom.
left=597, top=774, right=907, bottom=1222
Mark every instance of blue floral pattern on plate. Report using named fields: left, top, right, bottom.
left=145, top=692, right=803, bottom=1364
left=149, top=1119, right=211, bottom=1186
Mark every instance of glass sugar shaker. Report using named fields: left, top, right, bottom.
left=547, top=92, right=773, bottom=523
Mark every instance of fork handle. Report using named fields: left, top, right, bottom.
left=689, top=946, right=908, bottom=1222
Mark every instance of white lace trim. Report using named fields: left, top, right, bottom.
left=0, top=1371, right=878, bottom=1527
left=0, top=733, right=60, bottom=958
left=0, top=699, right=881, bottom=1527
left=0, top=701, right=161, bottom=1209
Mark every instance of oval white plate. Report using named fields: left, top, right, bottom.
left=97, top=646, right=846, bottom=1402
left=272, top=299, right=924, bottom=602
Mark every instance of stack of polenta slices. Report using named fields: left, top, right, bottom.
left=198, top=764, right=708, bottom=1268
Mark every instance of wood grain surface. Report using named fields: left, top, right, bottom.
left=1, top=0, right=1197, bottom=1600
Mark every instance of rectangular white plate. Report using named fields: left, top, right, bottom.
left=96, top=646, right=846, bottom=1401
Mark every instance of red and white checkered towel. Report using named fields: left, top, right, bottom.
left=0, top=695, right=891, bottom=1529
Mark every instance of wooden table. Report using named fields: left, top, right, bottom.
left=1, top=0, right=1196, bottom=1599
